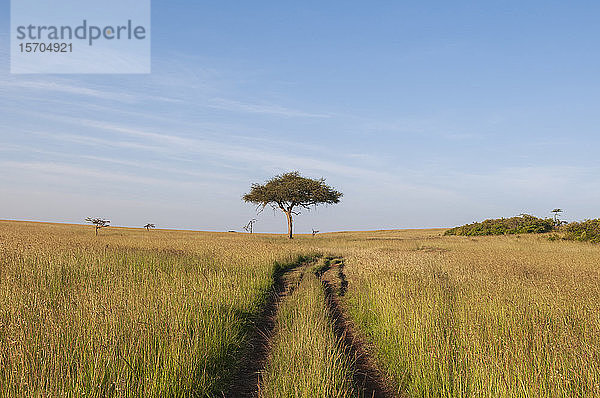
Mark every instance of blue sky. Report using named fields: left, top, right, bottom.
left=1, top=1, right=599, bottom=232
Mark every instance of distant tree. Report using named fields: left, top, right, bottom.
left=85, top=217, right=110, bottom=236
left=243, top=171, right=342, bottom=239
left=144, top=223, right=155, bottom=231
left=243, top=219, right=257, bottom=234
left=551, top=209, right=563, bottom=225
left=312, top=228, right=319, bottom=237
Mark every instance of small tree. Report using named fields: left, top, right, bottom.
left=551, top=209, right=563, bottom=225
left=144, top=223, right=155, bottom=231
left=85, top=217, right=110, bottom=236
left=243, top=171, right=342, bottom=239
left=312, top=228, right=319, bottom=237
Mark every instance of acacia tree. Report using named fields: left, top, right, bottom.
left=144, top=223, right=155, bottom=231
left=551, top=209, right=564, bottom=226
left=243, top=171, right=342, bottom=239
left=85, top=217, right=110, bottom=236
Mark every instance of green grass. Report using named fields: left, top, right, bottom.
left=260, top=266, right=355, bottom=398
left=0, top=221, right=306, bottom=397
left=344, top=233, right=600, bottom=397
left=3, top=221, right=600, bottom=397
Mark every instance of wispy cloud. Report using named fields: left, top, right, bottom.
left=4, top=80, right=137, bottom=102
left=60, top=117, right=453, bottom=196
left=33, top=131, right=166, bottom=153
left=2, top=79, right=186, bottom=105
left=0, top=160, right=194, bottom=187
left=0, top=160, right=240, bottom=200
left=11, top=115, right=438, bottom=196
left=0, top=142, right=243, bottom=182
left=207, top=98, right=332, bottom=118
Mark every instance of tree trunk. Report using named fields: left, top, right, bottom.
left=95, top=226, right=98, bottom=236
left=285, top=211, right=293, bottom=239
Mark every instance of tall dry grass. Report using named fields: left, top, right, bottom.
left=2, top=221, right=599, bottom=397
left=341, top=232, right=600, bottom=397
left=260, top=259, right=355, bottom=398
left=0, top=221, right=307, bottom=396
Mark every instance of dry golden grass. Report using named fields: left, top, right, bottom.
left=0, top=220, right=309, bottom=396
left=1, top=221, right=599, bottom=397
left=341, top=231, right=600, bottom=397
left=260, top=259, right=355, bottom=398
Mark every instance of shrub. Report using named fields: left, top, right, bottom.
left=445, top=214, right=555, bottom=236
left=562, top=219, right=600, bottom=243
left=547, top=233, right=561, bottom=242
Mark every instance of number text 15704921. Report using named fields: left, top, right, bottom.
left=19, top=43, right=72, bottom=53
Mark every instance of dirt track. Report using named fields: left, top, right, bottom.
left=226, top=262, right=308, bottom=397
left=227, top=256, right=397, bottom=397
left=321, top=257, right=397, bottom=398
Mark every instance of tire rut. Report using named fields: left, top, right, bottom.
left=225, top=260, right=309, bottom=397
left=320, top=256, right=398, bottom=398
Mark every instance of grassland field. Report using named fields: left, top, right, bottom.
left=1, top=220, right=599, bottom=397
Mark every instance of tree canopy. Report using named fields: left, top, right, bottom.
left=85, top=217, right=110, bottom=236
left=243, top=171, right=342, bottom=238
